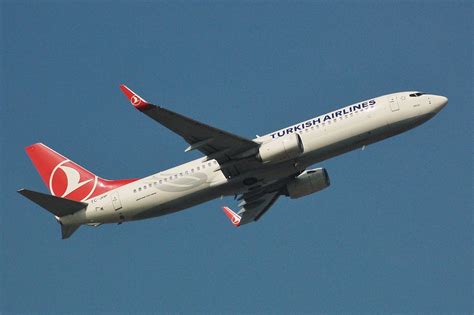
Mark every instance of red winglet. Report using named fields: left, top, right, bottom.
left=119, top=84, right=152, bottom=110
left=222, top=206, right=241, bottom=227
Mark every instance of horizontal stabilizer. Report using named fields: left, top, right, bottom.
left=18, top=189, right=87, bottom=217
left=61, top=224, right=80, bottom=239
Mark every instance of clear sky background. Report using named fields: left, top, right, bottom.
left=1, top=1, right=472, bottom=314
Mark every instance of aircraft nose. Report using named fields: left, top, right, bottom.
left=431, top=95, right=448, bottom=113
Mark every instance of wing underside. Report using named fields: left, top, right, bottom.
left=233, top=176, right=296, bottom=224
left=238, top=190, right=281, bottom=225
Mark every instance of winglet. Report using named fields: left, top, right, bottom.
left=222, top=206, right=241, bottom=227
left=119, top=84, right=152, bottom=110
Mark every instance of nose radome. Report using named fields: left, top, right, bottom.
left=432, top=95, right=448, bottom=113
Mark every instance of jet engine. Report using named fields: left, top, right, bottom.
left=257, top=133, right=304, bottom=163
left=286, top=168, right=330, bottom=199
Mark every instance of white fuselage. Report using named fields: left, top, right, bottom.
left=60, top=92, right=447, bottom=226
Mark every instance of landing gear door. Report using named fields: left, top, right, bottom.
left=111, top=191, right=122, bottom=211
left=388, top=95, right=400, bottom=112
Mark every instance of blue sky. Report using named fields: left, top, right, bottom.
left=1, top=1, right=472, bottom=314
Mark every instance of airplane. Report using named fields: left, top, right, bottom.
left=18, top=86, right=448, bottom=239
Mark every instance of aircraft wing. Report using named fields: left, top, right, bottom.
left=225, top=177, right=294, bottom=225
left=120, top=85, right=260, bottom=178
left=237, top=190, right=281, bottom=225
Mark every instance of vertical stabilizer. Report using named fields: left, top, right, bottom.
left=25, top=143, right=99, bottom=201
left=24, top=143, right=138, bottom=202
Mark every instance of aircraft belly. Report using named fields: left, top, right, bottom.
left=388, top=113, right=435, bottom=135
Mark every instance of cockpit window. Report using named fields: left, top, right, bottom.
left=409, top=92, right=425, bottom=97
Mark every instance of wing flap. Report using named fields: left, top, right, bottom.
left=238, top=191, right=280, bottom=225
left=228, top=175, right=300, bottom=225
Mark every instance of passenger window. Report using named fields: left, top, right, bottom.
left=174, top=174, right=178, bottom=179
left=208, top=162, right=211, bottom=167
left=202, top=164, right=206, bottom=169
left=138, top=187, right=142, bottom=191
left=185, top=171, right=189, bottom=175
left=179, top=173, right=183, bottom=176
left=197, top=166, right=200, bottom=171
left=144, top=186, right=147, bottom=189
left=159, top=180, right=162, bottom=184
left=191, top=169, right=195, bottom=173
left=133, top=189, right=136, bottom=193
left=149, top=183, right=152, bottom=187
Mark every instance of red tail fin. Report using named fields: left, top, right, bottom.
left=25, top=143, right=137, bottom=201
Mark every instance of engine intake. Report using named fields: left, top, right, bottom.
left=286, top=168, right=330, bottom=199
left=258, top=133, right=304, bottom=163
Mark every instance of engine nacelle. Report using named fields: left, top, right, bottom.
left=286, top=168, right=330, bottom=199
left=257, top=133, right=304, bottom=163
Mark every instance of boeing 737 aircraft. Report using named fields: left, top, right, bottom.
left=18, top=85, right=447, bottom=238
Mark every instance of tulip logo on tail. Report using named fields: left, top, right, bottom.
left=49, top=160, right=97, bottom=201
